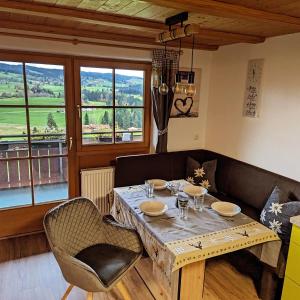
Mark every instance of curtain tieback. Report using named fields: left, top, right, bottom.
left=158, top=128, right=168, bottom=136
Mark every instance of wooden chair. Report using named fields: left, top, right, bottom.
left=44, top=197, right=143, bottom=300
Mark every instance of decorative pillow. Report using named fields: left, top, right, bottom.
left=185, top=157, right=217, bottom=193
left=260, top=186, right=300, bottom=256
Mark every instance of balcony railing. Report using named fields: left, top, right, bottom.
left=0, top=130, right=142, bottom=190
left=0, top=135, right=67, bottom=190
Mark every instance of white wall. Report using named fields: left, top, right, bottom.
left=0, top=34, right=210, bottom=152
left=206, top=33, right=300, bottom=181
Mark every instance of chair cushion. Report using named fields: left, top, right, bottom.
left=75, top=243, right=139, bottom=287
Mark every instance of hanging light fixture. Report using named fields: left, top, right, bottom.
left=159, top=43, right=169, bottom=95
left=186, top=35, right=196, bottom=97
left=157, top=12, right=198, bottom=97
left=156, top=12, right=199, bottom=97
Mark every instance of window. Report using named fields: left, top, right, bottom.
left=76, top=60, right=151, bottom=150
left=0, top=52, right=150, bottom=237
left=0, top=60, right=69, bottom=209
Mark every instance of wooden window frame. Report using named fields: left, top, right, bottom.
left=0, top=50, right=152, bottom=238
left=74, top=58, right=152, bottom=154
left=0, top=50, right=76, bottom=209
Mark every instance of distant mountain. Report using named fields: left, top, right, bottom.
left=0, top=63, right=23, bottom=74
left=0, top=63, right=63, bottom=78
left=0, top=63, right=143, bottom=83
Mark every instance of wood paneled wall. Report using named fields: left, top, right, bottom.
left=0, top=232, right=50, bottom=263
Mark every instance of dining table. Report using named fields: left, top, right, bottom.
left=111, top=180, right=282, bottom=300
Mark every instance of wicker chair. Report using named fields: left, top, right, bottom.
left=43, top=197, right=143, bottom=300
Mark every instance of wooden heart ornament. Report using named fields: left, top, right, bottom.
left=174, top=97, right=194, bottom=115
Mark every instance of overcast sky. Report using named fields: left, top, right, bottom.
left=81, top=67, right=143, bottom=78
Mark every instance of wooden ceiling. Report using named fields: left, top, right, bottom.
left=1, top=0, right=300, bottom=50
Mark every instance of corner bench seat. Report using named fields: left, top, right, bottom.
left=114, top=149, right=300, bottom=300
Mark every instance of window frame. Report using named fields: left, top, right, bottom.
left=0, top=50, right=151, bottom=238
left=0, top=51, right=76, bottom=211
left=74, top=58, right=151, bottom=153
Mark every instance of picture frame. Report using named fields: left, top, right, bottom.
left=170, top=68, right=201, bottom=118
left=243, top=59, right=264, bottom=118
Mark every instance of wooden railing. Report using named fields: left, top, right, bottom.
left=0, top=130, right=142, bottom=189
left=0, top=138, right=67, bottom=189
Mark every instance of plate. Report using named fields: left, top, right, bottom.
left=139, top=201, right=168, bottom=217
left=211, top=201, right=241, bottom=217
left=183, top=185, right=207, bottom=197
left=148, top=179, right=167, bottom=190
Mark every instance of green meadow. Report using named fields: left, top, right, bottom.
left=0, top=62, right=144, bottom=142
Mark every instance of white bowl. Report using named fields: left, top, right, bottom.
left=139, top=201, right=168, bottom=216
left=211, top=201, right=241, bottom=217
left=183, top=185, right=207, bottom=197
left=148, top=179, right=167, bottom=190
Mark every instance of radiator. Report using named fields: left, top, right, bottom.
left=81, top=167, right=115, bottom=214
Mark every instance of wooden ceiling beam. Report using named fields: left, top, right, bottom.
left=0, top=0, right=265, bottom=44
left=0, top=19, right=219, bottom=51
left=0, top=0, right=164, bottom=32
left=145, top=0, right=300, bottom=28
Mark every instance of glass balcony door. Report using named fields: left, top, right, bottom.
left=0, top=59, right=72, bottom=209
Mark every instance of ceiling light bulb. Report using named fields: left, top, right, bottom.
left=173, top=82, right=182, bottom=94
left=173, top=72, right=182, bottom=94
left=159, top=83, right=169, bottom=95
left=186, top=84, right=196, bottom=97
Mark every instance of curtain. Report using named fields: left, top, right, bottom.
left=152, top=49, right=179, bottom=153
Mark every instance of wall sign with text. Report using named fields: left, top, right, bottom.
left=243, top=59, right=264, bottom=118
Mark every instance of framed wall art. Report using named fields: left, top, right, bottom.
left=170, top=68, right=201, bottom=118
left=243, top=58, right=264, bottom=118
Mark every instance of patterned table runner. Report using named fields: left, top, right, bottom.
left=112, top=181, right=281, bottom=281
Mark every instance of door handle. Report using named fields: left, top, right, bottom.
left=69, top=137, right=73, bottom=151
left=77, top=104, right=81, bottom=119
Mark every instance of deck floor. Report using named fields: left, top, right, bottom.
left=0, top=183, right=67, bottom=209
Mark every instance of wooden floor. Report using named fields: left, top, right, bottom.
left=0, top=253, right=259, bottom=300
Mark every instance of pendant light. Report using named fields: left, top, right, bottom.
left=159, top=43, right=169, bottom=95
left=173, top=38, right=183, bottom=94
left=186, top=35, right=196, bottom=97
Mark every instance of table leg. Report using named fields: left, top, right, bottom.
left=179, top=260, right=206, bottom=300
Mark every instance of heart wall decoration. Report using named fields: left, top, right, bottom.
left=174, top=97, right=194, bottom=116
left=170, top=68, right=201, bottom=118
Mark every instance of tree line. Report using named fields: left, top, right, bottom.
left=84, top=109, right=142, bottom=130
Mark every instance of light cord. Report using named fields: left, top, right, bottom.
left=191, top=34, right=195, bottom=72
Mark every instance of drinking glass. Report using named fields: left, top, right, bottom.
left=177, top=195, right=189, bottom=220
left=169, top=181, right=180, bottom=196
left=145, top=180, right=154, bottom=198
left=194, top=194, right=205, bottom=212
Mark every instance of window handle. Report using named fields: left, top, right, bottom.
left=69, top=137, right=73, bottom=151
left=77, top=104, right=81, bottom=119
